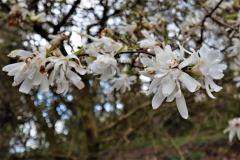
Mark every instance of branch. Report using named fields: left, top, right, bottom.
left=108, top=127, right=133, bottom=159
left=117, top=50, right=155, bottom=57
left=99, top=101, right=151, bottom=133
left=180, top=0, right=224, bottom=43
left=0, top=2, right=10, bottom=12
left=53, top=0, right=81, bottom=34
left=211, top=16, right=239, bottom=32
left=163, top=129, right=185, bottom=160
left=33, top=24, right=50, bottom=40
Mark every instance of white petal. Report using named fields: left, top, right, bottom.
left=32, top=71, right=41, bottom=85
left=166, top=88, right=177, bottom=102
left=176, top=94, right=188, bottom=119
left=66, top=70, right=85, bottom=90
left=66, top=54, right=79, bottom=60
left=237, top=129, right=240, bottom=141
left=8, top=49, right=32, bottom=58
left=141, top=30, right=152, bottom=40
left=162, top=80, right=176, bottom=96
left=149, top=78, right=162, bottom=93
left=179, top=52, right=197, bottom=69
left=229, top=130, right=236, bottom=142
left=2, top=62, right=24, bottom=72
left=140, top=57, right=153, bottom=67
left=206, top=76, right=222, bottom=92
left=19, top=78, right=33, bottom=94
left=179, top=72, right=201, bottom=92
left=101, top=36, right=113, bottom=46
left=75, top=65, right=86, bottom=75
left=139, top=71, right=154, bottom=78
left=152, top=91, right=165, bottom=109
left=40, top=76, right=49, bottom=93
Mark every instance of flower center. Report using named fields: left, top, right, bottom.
left=167, top=59, right=178, bottom=68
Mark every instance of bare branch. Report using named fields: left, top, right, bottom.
left=53, top=0, right=81, bottom=34
left=99, top=101, right=151, bottom=133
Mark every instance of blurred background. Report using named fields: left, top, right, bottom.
left=0, top=0, right=240, bottom=159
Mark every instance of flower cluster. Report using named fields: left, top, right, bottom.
left=2, top=47, right=86, bottom=96
left=138, top=31, right=226, bottom=119
left=9, top=1, right=46, bottom=24
left=224, top=117, right=240, bottom=142
left=2, top=28, right=227, bottom=119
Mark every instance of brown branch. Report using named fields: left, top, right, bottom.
left=163, top=129, right=185, bottom=160
left=117, top=50, right=155, bottom=57
left=211, top=16, right=239, bottom=32
left=108, top=127, right=133, bottom=159
left=99, top=101, right=151, bottom=133
left=33, top=24, right=50, bottom=40
left=0, top=2, right=10, bottom=12
left=53, top=0, right=81, bottom=34
left=180, top=0, right=224, bottom=43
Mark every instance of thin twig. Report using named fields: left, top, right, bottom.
left=117, top=50, right=155, bottom=57
left=99, top=101, right=151, bottom=133
left=163, top=129, right=185, bottom=160
left=211, top=16, right=239, bottom=32
left=180, top=0, right=224, bottom=43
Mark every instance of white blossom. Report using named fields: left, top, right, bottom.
left=88, top=54, right=117, bottom=81
left=48, top=34, right=67, bottom=45
left=84, top=35, right=122, bottom=55
left=224, top=117, right=240, bottom=142
left=206, top=0, right=233, bottom=13
left=47, top=48, right=86, bottom=95
left=83, top=34, right=123, bottom=81
left=28, top=11, right=46, bottom=23
left=9, top=3, right=29, bottom=20
left=137, top=30, right=158, bottom=51
left=142, top=16, right=165, bottom=33
left=180, top=14, right=200, bottom=34
left=118, top=17, right=137, bottom=41
left=2, top=49, right=50, bottom=96
left=140, top=45, right=201, bottom=119
left=180, top=45, right=227, bottom=98
left=110, top=74, right=136, bottom=93
left=227, top=38, right=240, bottom=57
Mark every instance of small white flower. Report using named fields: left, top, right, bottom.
left=83, top=34, right=122, bottom=81
left=227, top=38, right=240, bottom=57
left=47, top=48, right=86, bottom=95
left=48, top=34, right=67, bottom=45
left=110, top=74, right=136, bottom=93
left=88, top=54, right=117, bottom=81
left=142, top=16, right=165, bottom=33
left=180, top=45, right=227, bottom=98
left=180, top=14, right=200, bottom=34
left=118, top=17, right=137, bottom=41
left=195, top=46, right=227, bottom=98
left=139, top=45, right=201, bottom=119
left=2, top=49, right=50, bottom=96
left=28, top=11, right=46, bottom=23
left=224, top=117, right=240, bottom=142
left=206, top=0, right=233, bottom=13
left=84, top=35, right=122, bottom=55
left=137, top=30, right=157, bottom=51
left=9, top=3, right=29, bottom=20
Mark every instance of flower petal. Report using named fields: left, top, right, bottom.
left=152, top=91, right=165, bottom=109
left=176, top=94, right=188, bottom=119
left=179, top=72, right=201, bottom=92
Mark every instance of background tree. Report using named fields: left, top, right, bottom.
left=0, top=0, right=240, bottom=160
